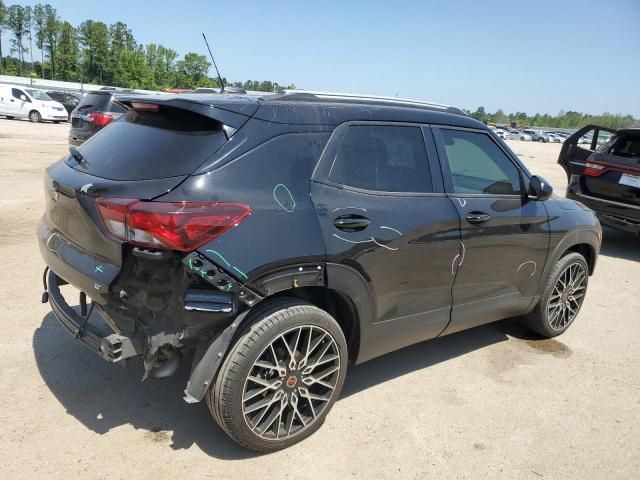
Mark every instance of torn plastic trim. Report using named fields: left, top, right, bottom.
left=183, top=310, right=250, bottom=403
left=253, top=264, right=326, bottom=295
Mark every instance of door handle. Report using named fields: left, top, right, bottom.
left=334, top=214, right=370, bottom=232
left=465, top=211, right=491, bottom=225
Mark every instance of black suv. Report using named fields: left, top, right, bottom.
left=38, top=92, right=601, bottom=452
left=46, top=91, right=81, bottom=116
left=559, top=125, right=640, bottom=234
left=68, top=90, right=130, bottom=145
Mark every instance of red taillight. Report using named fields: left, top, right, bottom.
left=89, top=112, right=114, bottom=127
left=583, top=162, right=606, bottom=177
left=95, top=199, right=251, bottom=251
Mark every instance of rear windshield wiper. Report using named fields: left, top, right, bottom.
left=69, top=146, right=84, bottom=164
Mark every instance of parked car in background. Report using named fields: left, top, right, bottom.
left=509, top=129, right=532, bottom=141
left=68, top=90, right=130, bottom=145
left=523, top=129, right=551, bottom=142
left=0, top=85, right=68, bottom=123
left=495, top=128, right=509, bottom=140
left=46, top=91, right=82, bottom=117
left=560, top=124, right=640, bottom=234
left=39, top=91, right=601, bottom=452
left=545, top=131, right=564, bottom=143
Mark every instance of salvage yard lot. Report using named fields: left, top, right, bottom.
left=0, top=118, right=638, bottom=479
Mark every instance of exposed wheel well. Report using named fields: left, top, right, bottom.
left=268, top=287, right=360, bottom=362
left=563, top=243, right=596, bottom=274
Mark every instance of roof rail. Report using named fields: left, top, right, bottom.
left=282, top=89, right=452, bottom=111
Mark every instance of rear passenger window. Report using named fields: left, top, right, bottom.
left=439, top=129, right=522, bottom=195
left=329, top=125, right=432, bottom=193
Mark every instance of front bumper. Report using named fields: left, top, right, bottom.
left=46, top=269, right=143, bottom=362
left=41, top=111, right=69, bottom=121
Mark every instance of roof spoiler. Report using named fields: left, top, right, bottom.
left=116, top=95, right=258, bottom=129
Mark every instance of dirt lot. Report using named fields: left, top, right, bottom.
left=0, top=118, right=638, bottom=480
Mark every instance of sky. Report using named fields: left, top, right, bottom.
left=6, top=0, right=640, bottom=116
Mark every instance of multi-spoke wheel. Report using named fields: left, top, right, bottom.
left=546, top=262, right=587, bottom=330
left=207, top=299, right=347, bottom=452
left=522, top=252, right=590, bottom=337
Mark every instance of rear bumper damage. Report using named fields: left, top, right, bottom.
left=46, top=270, right=144, bottom=363
left=567, top=190, right=640, bottom=235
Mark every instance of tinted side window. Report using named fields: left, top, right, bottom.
left=12, top=88, right=25, bottom=99
left=329, top=125, right=432, bottom=193
left=439, top=129, right=521, bottom=195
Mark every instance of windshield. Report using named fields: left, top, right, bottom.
left=25, top=89, right=53, bottom=101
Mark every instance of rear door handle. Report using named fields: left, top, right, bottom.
left=465, top=212, right=491, bottom=225
left=334, top=215, right=370, bottom=232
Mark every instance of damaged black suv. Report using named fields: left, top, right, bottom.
left=39, top=91, right=601, bottom=452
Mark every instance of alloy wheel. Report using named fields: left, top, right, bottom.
left=546, top=262, right=587, bottom=330
left=242, top=325, right=341, bottom=440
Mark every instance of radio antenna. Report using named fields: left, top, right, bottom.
left=202, top=33, right=225, bottom=92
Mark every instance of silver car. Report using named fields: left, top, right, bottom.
left=509, top=129, right=532, bottom=141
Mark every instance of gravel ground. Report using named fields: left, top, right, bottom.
left=0, top=118, right=638, bottom=480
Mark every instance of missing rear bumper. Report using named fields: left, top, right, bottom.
left=46, top=270, right=144, bottom=363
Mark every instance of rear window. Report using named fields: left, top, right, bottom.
left=66, top=106, right=228, bottom=180
left=76, top=93, right=112, bottom=112
left=328, top=125, right=432, bottom=193
left=598, top=133, right=640, bottom=159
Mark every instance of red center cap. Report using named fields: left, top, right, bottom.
left=287, top=376, right=297, bottom=388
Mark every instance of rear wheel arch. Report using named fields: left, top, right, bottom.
left=265, top=286, right=360, bottom=362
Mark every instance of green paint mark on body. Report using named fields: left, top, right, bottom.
left=205, top=249, right=231, bottom=268
left=273, top=183, right=296, bottom=213
left=232, top=266, right=248, bottom=280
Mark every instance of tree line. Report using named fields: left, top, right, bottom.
left=465, top=106, right=637, bottom=131
left=0, top=1, right=294, bottom=91
left=0, top=1, right=637, bottom=126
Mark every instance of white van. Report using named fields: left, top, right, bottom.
left=0, top=85, right=68, bottom=123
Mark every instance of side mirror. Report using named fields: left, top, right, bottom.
left=20, top=95, right=27, bottom=102
left=529, top=175, right=553, bottom=201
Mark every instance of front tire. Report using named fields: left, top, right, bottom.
left=522, top=252, right=589, bottom=337
left=207, top=299, right=348, bottom=452
left=538, top=138, right=544, bottom=143
left=29, top=110, right=42, bottom=123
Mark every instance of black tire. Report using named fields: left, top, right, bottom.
left=520, top=136, right=525, bottom=141
left=29, top=110, right=42, bottom=123
left=207, top=298, right=348, bottom=452
left=538, top=138, right=544, bottom=142
left=522, top=252, right=589, bottom=337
